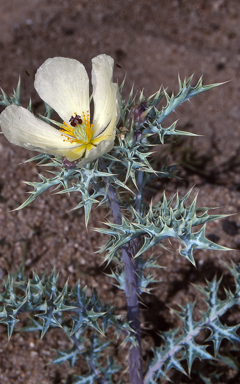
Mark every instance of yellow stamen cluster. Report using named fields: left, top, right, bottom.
left=60, top=111, right=93, bottom=145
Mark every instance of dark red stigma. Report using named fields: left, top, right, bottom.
left=69, top=115, right=82, bottom=127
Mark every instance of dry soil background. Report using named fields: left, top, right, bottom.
left=1, top=1, right=240, bottom=383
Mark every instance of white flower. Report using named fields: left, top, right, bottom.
left=0, top=54, right=120, bottom=165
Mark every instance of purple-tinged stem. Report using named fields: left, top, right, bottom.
left=107, top=183, right=143, bottom=384
left=121, top=243, right=143, bottom=384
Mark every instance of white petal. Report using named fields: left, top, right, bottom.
left=91, top=54, right=120, bottom=139
left=34, top=57, right=90, bottom=123
left=77, top=140, right=114, bottom=167
left=0, top=105, right=86, bottom=161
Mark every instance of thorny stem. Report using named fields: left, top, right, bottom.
left=70, top=335, right=108, bottom=384
left=135, top=170, right=144, bottom=215
left=107, top=181, right=143, bottom=384
left=57, top=301, right=109, bottom=384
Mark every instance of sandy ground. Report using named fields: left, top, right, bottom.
left=0, top=1, right=240, bottom=383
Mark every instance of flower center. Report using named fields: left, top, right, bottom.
left=60, top=111, right=94, bottom=145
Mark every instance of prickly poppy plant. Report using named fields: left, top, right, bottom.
left=0, top=54, right=239, bottom=384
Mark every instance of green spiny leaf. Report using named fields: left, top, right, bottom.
left=52, top=345, right=83, bottom=368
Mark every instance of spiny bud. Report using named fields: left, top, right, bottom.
left=128, top=101, right=147, bottom=128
